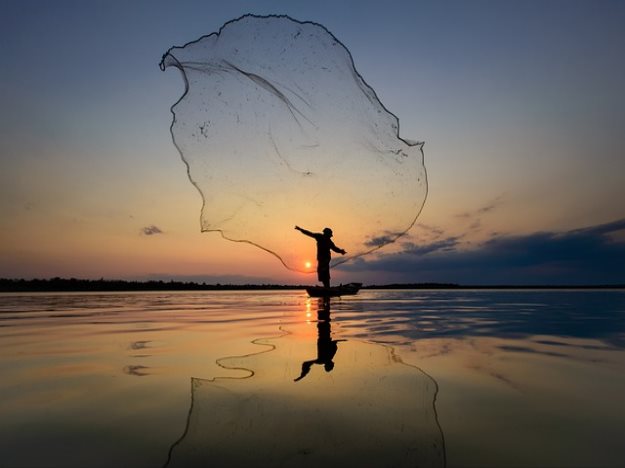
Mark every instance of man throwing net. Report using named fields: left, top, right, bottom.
left=295, top=226, right=347, bottom=288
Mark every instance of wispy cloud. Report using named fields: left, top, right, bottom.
left=364, top=231, right=405, bottom=248
left=413, top=223, right=445, bottom=239
left=400, top=236, right=461, bottom=256
left=141, top=225, right=163, bottom=236
left=455, top=194, right=505, bottom=219
left=339, top=218, right=625, bottom=285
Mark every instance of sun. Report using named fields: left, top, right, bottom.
left=305, top=261, right=312, bottom=269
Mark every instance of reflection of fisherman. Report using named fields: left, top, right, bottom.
left=294, top=298, right=345, bottom=382
left=295, top=226, right=346, bottom=288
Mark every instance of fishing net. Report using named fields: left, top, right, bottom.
left=160, top=15, right=427, bottom=272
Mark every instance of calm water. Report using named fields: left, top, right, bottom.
left=1, top=290, right=624, bottom=467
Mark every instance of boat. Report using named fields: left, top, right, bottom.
left=306, top=282, right=362, bottom=298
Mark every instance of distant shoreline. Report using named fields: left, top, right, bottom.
left=1, top=278, right=623, bottom=292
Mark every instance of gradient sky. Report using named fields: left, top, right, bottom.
left=1, top=0, right=624, bottom=285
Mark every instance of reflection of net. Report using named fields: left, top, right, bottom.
left=165, top=332, right=445, bottom=467
left=160, top=14, right=427, bottom=272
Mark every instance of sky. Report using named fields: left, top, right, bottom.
left=1, top=0, right=624, bottom=285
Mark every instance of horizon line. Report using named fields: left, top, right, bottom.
left=1, top=277, right=624, bottom=292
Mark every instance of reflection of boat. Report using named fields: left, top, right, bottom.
left=306, top=282, right=362, bottom=297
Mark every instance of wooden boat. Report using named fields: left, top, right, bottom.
left=306, top=282, right=362, bottom=298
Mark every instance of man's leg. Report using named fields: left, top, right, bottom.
left=318, top=262, right=330, bottom=288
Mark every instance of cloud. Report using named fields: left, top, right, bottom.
left=364, top=231, right=405, bottom=248
left=570, top=218, right=625, bottom=236
left=416, top=223, right=445, bottom=237
left=401, top=236, right=461, bottom=255
left=338, top=218, right=625, bottom=285
left=455, top=194, right=505, bottom=219
left=141, top=225, right=163, bottom=236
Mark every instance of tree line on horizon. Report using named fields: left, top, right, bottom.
left=0, top=277, right=310, bottom=292
left=1, top=277, right=622, bottom=292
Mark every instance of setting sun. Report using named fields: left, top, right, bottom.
left=305, top=261, right=312, bottom=269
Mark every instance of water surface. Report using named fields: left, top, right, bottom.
left=1, top=290, right=624, bottom=467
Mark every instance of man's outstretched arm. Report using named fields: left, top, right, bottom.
left=295, top=225, right=316, bottom=238
left=330, top=241, right=347, bottom=255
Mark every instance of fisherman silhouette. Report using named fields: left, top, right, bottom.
left=294, top=298, right=345, bottom=382
left=295, top=226, right=346, bottom=288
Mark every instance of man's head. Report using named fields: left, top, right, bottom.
left=323, top=227, right=333, bottom=237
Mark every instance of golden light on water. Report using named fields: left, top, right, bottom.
left=306, top=298, right=312, bottom=321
